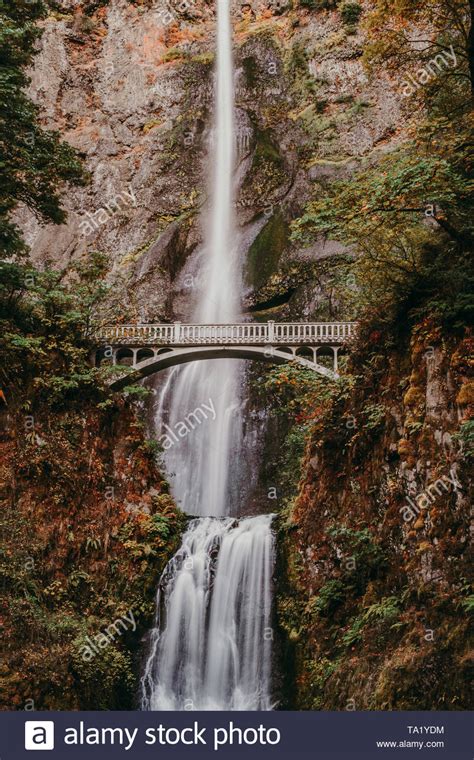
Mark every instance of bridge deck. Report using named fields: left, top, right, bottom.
left=96, top=321, right=355, bottom=346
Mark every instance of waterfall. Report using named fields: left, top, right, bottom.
left=141, top=516, right=274, bottom=710
left=142, top=0, right=275, bottom=712
left=152, top=0, right=242, bottom=519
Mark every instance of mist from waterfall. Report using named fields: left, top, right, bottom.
left=143, top=0, right=275, bottom=712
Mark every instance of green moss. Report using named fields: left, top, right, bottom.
left=240, top=129, right=287, bottom=206
left=253, top=129, right=284, bottom=167
left=142, top=119, right=162, bottom=133
left=161, top=47, right=190, bottom=64
left=307, top=157, right=353, bottom=169
left=49, top=11, right=74, bottom=21
left=300, top=0, right=336, bottom=9
left=190, top=51, right=214, bottom=65
left=297, top=104, right=336, bottom=136
left=284, top=40, right=321, bottom=106
left=245, top=211, right=289, bottom=289
left=339, top=1, right=362, bottom=25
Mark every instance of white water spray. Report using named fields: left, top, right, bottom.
left=142, top=0, right=275, bottom=711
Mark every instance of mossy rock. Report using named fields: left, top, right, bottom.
left=300, top=0, right=336, bottom=9
left=245, top=211, right=289, bottom=290
left=253, top=128, right=284, bottom=168
left=240, top=128, right=288, bottom=206
left=161, top=47, right=190, bottom=64
left=190, top=51, right=214, bottom=65
left=339, top=1, right=362, bottom=25
left=242, top=56, right=259, bottom=88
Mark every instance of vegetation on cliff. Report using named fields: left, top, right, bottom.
left=0, top=0, right=472, bottom=712
left=273, top=322, right=472, bottom=709
left=0, top=4, right=184, bottom=709
left=271, top=0, right=473, bottom=710
left=0, top=0, right=85, bottom=259
left=0, top=253, right=185, bottom=709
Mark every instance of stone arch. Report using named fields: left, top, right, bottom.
left=95, top=347, right=112, bottom=367
left=313, top=345, right=335, bottom=370
left=295, top=346, right=314, bottom=360
left=115, top=348, right=134, bottom=366
left=136, top=348, right=155, bottom=363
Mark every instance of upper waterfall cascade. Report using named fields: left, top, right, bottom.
left=148, top=0, right=241, bottom=521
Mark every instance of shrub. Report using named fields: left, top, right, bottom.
left=300, top=0, right=336, bottom=9
left=311, top=579, right=347, bottom=616
left=453, top=420, right=474, bottom=459
left=342, top=596, right=400, bottom=646
left=362, top=402, right=386, bottom=430
left=328, top=526, right=387, bottom=593
left=339, top=2, right=362, bottom=25
left=460, top=594, right=474, bottom=614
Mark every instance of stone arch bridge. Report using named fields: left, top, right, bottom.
left=94, top=321, right=356, bottom=390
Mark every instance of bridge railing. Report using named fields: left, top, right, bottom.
left=273, top=322, right=354, bottom=342
left=95, top=321, right=356, bottom=345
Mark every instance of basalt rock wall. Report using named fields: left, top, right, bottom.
left=22, top=0, right=403, bottom=323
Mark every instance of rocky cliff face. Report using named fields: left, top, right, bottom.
left=276, top=322, right=472, bottom=709
left=21, top=0, right=402, bottom=322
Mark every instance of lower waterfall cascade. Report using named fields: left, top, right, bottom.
left=140, top=516, right=275, bottom=710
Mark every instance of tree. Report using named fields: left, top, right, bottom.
left=291, top=0, right=474, bottom=329
left=0, top=0, right=85, bottom=258
left=363, top=0, right=473, bottom=99
left=291, top=142, right=473, bottom=247
left=0, top=252, right=115, bottom=404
